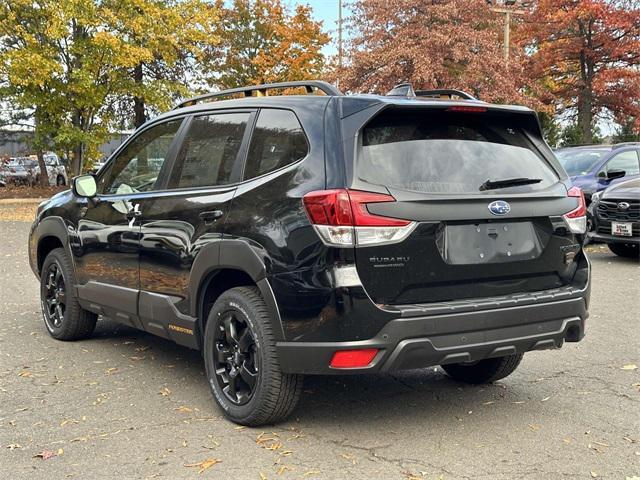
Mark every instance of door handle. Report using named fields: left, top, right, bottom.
left=199, top=210, right=224, bottom=222
left=126, top=203, right=141, bottom=227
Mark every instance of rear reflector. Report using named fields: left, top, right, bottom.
left=563, top=186, right=587, bottom=234
left=303, top=189, right=416, bottom=247
left=329, top=349, right=379, bottom=369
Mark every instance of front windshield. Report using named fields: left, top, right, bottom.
left=556, top=149, right=607, bottom=176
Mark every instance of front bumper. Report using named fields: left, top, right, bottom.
left=588, top=231, right=639, bottom=245
left=277, top=295, right=588, bottom=375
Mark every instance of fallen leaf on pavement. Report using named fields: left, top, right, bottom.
left=105, top=367, right=118, bottom=374
left=18, top=371, right=33, bottom=378
left=184, top=458, right=221, bottom=474
left=277, top=465, right=292, bottom=475
left=34, top=450, right=57, bottom=460
left=159, top=387, right=171, bottom=396
left=6, top=444, right=22, bottom=450
left=621, top=364, right=637, bottom=370
left=174, top=406, right=193, bottom=413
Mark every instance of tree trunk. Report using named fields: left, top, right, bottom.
left=577, top=89, right=593, bottom=144
left=72, top=143, right=84, bottom=177
left=133, top=63, right=147, bottom=129
left=36, top=149, right=49, bottom=187
left=577, top=19, right=595, bottom=145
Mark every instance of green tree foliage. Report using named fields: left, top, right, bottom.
left=560, top=122, right=602, bottom=147
left=538, top=112, right=561, bottom=148
left=612, top=119, right=640, bottom=143
left=210, top=0, right=329, bottom=89
left=0, top=0, right=220, bottom=174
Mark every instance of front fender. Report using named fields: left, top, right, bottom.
left=29, top=216, right=74, bottom=278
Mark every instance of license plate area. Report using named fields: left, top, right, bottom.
left=439, top=221, right=544, bottom=265
left=611, top=221, right=633, bottom=237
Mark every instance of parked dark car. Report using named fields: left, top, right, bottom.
left=555, top=143, right=640, bottom=203
left=587, top=177, right=639, bottom=257
left=28, top=81, right=591, bottom=426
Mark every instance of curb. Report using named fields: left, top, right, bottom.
left=0, top=198, right=47, bottom=204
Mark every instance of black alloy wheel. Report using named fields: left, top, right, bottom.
left=43, top=262, right=66, bottom=329
left=212, top=310, right=259, bottom=405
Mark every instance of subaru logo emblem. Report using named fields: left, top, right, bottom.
left=488, top=200, right=511, bottom=216
left=618, top=202, right=630, bottom=210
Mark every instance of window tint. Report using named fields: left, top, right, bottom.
left=358, top=110, right=558, bottom=194
left=605, top=150, right=640, bottom=176
left=170, top=113, right=249, bottom=189
left=244, top=109, right=308, bottom=180
left=99, top=120, right=182, bottom=195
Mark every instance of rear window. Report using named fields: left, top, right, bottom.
left=244, top=109, right=308, bottom=180
left=358, top=109, right=558, bottom=194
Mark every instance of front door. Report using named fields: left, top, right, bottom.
left=74, top=118, right=185, bottom=327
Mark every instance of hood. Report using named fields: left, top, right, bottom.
left=603, top=178, right=640, bottom=200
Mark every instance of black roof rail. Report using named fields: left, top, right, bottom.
left=386, top=83, right=416, bottom=97
left=385, top=83, right=478, bottom=101
left=174, top=80, right=342, bottom=109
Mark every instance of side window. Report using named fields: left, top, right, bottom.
left=169, top=113, right=249, bottom=189
left=605, top=150, right=640, bottom=176
left=98, top=119, right=182, bottom=194
left=243, top=109, right=308, bottom=180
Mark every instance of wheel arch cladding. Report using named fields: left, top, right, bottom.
left=33, top=216, right=72, bottom=275
left=190, top=240, right=285, bottom=345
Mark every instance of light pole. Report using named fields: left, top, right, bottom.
left=487, top=0, right=526, bottom=63
left=338, top=0, right=343, bottom=86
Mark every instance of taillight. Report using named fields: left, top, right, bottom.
left=446, top=106, right=487, bottom=113
left=563, top=186, right=587, bottom=234
left=302, top=189, right=416, bottom=247
left=329, top=349, right=379, bottom=369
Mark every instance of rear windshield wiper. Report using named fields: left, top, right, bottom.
left=479, top=177, right=542, bottom=191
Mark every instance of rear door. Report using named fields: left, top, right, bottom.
left=134, top=110, right=253, bottom=342
left=349, top=106, right=583, bottom=305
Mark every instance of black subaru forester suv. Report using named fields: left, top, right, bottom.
left=29, top=81, right=590, bottom=426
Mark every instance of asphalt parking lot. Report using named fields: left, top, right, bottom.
left=1, top=216, right=639, bottom=480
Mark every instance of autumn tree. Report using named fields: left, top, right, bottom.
left=0, top=0, right=220, bottom=175
left=338, top=0, right=541, bottom=106
left=210, top=0, right=329, bottom=89
left=106, top=0, right=220, bottom=128
left=518, top=0, right=640, bottom=144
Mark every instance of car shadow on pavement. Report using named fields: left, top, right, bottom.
left=90, top=318, right=531, bottom=427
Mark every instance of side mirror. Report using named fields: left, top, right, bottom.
left=606, top=169, right=626, bottom=180
left=72, top=174, right=97, bottom=198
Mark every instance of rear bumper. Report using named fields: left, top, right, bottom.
left=277, top=295, right=588, bottom=375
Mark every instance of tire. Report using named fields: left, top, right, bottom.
left=441, top=353, right=524, bottom=384
left=40, top=248, right=97, bottom=340
left=203, top=286, right=303, bottom=426
left=607, top=242, right=639, bottom=258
